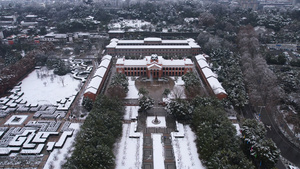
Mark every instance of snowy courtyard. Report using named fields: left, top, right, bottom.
left=20, top=68, right=81, bottom=106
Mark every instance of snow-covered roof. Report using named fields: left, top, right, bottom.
left=197, top=60, right=209, bottom=69
left=106, top=38, right=201, bottom=49
left=117, top=58, right=147, bottom=66
left=207, top=77, right=227, bottom=95
left=148, top=64, right=162, bottom=69
left=106, top=41, right=118, bottom=48
left=44, top=32, right=55, bottom=37
left=116, top=55, right=193, bottom=67
left=87, top=76, right=103, bottom=90
left=99, top=59, right=110, bottom=68
left=108, top=30, right=125, bottom=33
left=202, top=67, right=217, bottom=79
left=55, top=34, right=67, bottom=39
left=161, top=58, right=193, bottom=66
left=195, top=54, right=207, bottom=61
left=26, top=15, right=38, bottom=18
left=144, top=37, right=162, bottom=41
left=115, top=45, right=192, bottom=49
left=85, top=87, right=98, bottom=94
left=101, top=55, right=112, bottom=61
left=94, top=67, right=107, bottom=78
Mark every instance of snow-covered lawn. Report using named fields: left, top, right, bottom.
left=124, top=106, right=139, bottom=120
left=20, top=68, right=81, bottom=106
left=152, top=133, right=165, bottom=169
left=146, top=116, right=166, bottom=128
left=115, top=124, right=143, bottom=169
left=171, top=124, right=206, bottom=169
left=126, top=77, right=139, bottom=99
left=44, top=123, right=81, bottom=169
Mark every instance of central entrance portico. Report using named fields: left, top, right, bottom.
left=147, top=63, right=162, bottom=78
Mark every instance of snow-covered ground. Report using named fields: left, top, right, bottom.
left=44, top=123, right=81, bottom=169
left=20, top=68, right=81, bottom=106
left=124, top=106, right=139, bottom=120
left=115, top=123, right=143, bottom=169
left=163, top=77, right=186, bottom=103
left=146, top=116, right=166, bottom=128
left=171, top=124, right=206, bottom=169
left=152, top=133, right=165, bottom=169
left=126, top=77, right=139, bottom=99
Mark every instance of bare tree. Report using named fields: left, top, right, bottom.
left=172, top=86, right=185, bottom=99
left=59, top=77, right=65, bottom=87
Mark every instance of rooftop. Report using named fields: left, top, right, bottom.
left=116, top=55, right=193, bottom=66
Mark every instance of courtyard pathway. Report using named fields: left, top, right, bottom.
left=137, top=103, right=177, bottom=169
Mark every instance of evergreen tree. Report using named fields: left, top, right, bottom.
left=138, top=95, right=154, bottom=113
left=241, top=119, right=280, bottom=169
left=64, top=95, right=123, bottom=169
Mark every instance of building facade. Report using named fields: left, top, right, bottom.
left=83, top=55, right=112, bottom=101
left=106, top=37, right=201, bottom=57
left=116, top=54, right=193, bottom=79
left=195, top=54, right=227, bottom=100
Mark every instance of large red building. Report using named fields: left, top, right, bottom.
left=195, top=54, right=227, bottom=99
left=116, top=54, right=193, bottom=78
left=106, top=37, right=201, bottom=57
left=83, top=55, right=112, bottom=101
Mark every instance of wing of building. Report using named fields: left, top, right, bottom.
left=83, top=55, right=112, bottom=101
left=195, top=54, right=227, bottom=99
left=106, top=37, right=201, bottom=57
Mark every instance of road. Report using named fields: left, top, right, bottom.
left=260, top=109, right=300, bottom=167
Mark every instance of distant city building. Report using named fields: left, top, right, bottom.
left=0, top=15, right=17, bottom=25
left=116, top=54, right=193, bottom=79
left=20, top=15, right=39, bottom=28
left=106, top=37, right=201, bottom=57
left=238, top=0, right=295, bottom=9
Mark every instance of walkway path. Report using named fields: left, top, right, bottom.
left=138, top=106, right=177, bottom=169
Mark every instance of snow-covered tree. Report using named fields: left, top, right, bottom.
left=64, top=95, right=123, bottom=169
left=107, top=73, right=129, bottom=99
left=182, top=72, right=203, bottom=98
left=165, top=99, right=193, bottom=120
left=138, top=96, right=154, bottom=113
left=162, top=88, right=171, bottom=97
left=241, top=119, right=280, bottom=169
left=138, top=87, right=149, bottom=97
left=192, top=102, right=255, bottom=169
left=82, top=97, right=93, bottom=111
